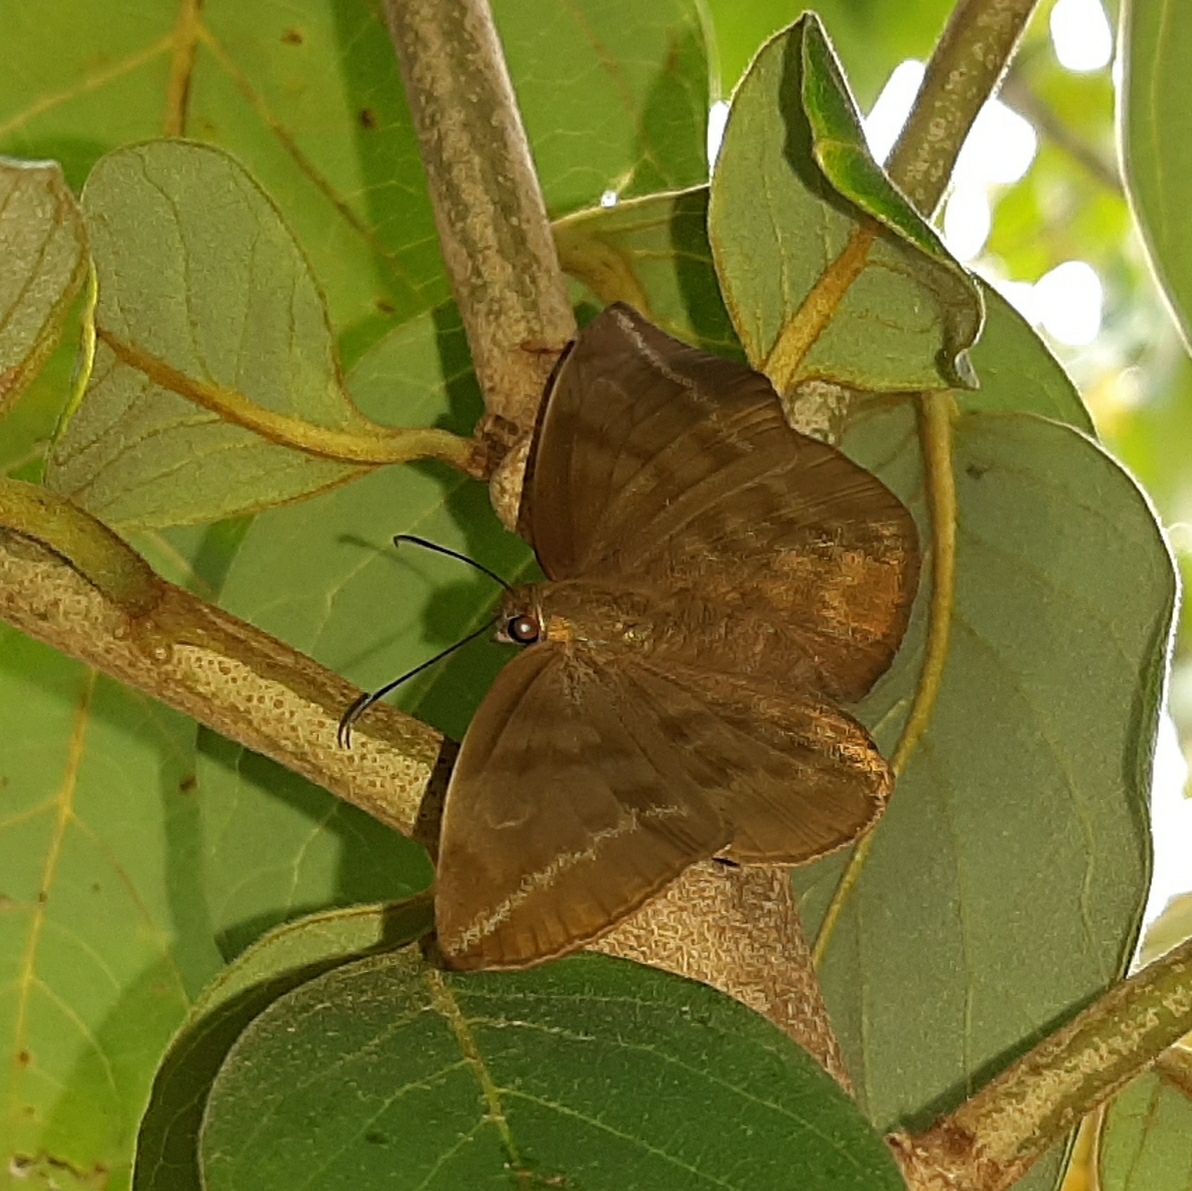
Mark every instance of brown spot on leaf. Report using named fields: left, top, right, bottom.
left=281, top=27, right=304, bottom=45
left=359, top=107, right=377, bottom=130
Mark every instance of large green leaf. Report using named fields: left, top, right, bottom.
left=0, top=0, right=710, bottom=361
left=709, top=15, right=982, bottom=393
left=0, top=157, right=87, bottom=414
left=1099, top=1064, right=1192, bottom=1190
left=796, top=409, right=1169, bottom=1150
left=45, top=141, right=372, bottom=529
left=0, top=640, right=201, bottom=1190
left=134, top=900, right=432, bottom=1191
left=1121, top=0, right=1192, bottom=348
left=199, top=951, right=905, bottom=1191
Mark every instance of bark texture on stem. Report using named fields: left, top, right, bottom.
left=886, top=0, right=1039, bottom=217
left=890, top=936, right=1192, bottom=1191
left=383, top=0, right=575, bottom=506
left=0, top=510, right=443, bottom=838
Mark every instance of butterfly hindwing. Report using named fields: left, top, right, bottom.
left=436, top=645, right=730, bottom=970
left=528, top=304, right=919, bottom=701
left=615, top=658, right=891, bottom=864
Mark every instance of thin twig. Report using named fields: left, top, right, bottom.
left=382, top=0, right=575, bottom=517
left=999, top=72, right=1123, bottom=195
left=890, top=936, right=1192, bottom=1191
left=887, top=0, right=1040, bottom=218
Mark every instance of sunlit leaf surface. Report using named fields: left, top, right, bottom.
left=0, top=157, right=87, bottom=414
left=709, top=16, right=982, bottom=393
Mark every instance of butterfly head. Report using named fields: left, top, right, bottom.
left=496, top=585, right=548, bottom=647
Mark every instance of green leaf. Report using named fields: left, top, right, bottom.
left=1121, top=0, right=1192, bottom=348
left=0, top=1, right=711, bottom=362
left=965, top=282, right=1093, bottom=431
left=134, top=899, right=432, bottom=1191
left=796, top=409, right=1171, bottom=1143
left=200, top=952, right=905, bottom=1191
left=44, top=140, right=373, bottom=529
left=0, top=157, right=87, bottom=414
left=0, top=642, right=202, bottom=1190
left=708, top=15, right=982, bottom=392
left=1099, top=1066, right=1192, bottom=1191
left=496, top=0, right=711, bottom=209
left=555, top=188, right=1094, bottom=431
left=554, top=187, right=740, bottom=354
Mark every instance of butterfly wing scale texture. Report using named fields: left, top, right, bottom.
left=437, top=645, right=731, bottom=969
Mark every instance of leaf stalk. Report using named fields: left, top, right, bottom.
left=96, top=327, right=481, bottom=474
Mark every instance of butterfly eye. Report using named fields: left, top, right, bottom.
left=506, top=614, right=541, bottom=645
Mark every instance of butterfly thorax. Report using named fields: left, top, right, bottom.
left=501, top=580, right=824, bottom=689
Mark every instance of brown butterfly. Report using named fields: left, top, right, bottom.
left=352, top=304, right=919, bottom=970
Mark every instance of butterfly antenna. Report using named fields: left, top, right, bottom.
left=337, top=616, right=499, bottom=748
left=393, top=534, right=513, bottom=593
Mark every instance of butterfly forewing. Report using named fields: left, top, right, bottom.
left=528, top=305, right=919, bottom=702
left=436, top=646, right=730, bottom=970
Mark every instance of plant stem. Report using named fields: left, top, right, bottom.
left=890, top=936, right=1192, bottom=1191
left=0, top=480, right=442, bottom=837
left=999, top=71, right=1122, bottom=194
left=382, top=0, right=575, bottom=517
left=812, top=392, right=959, bottom=965
left=886, top=0, right=1039, bottom=218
